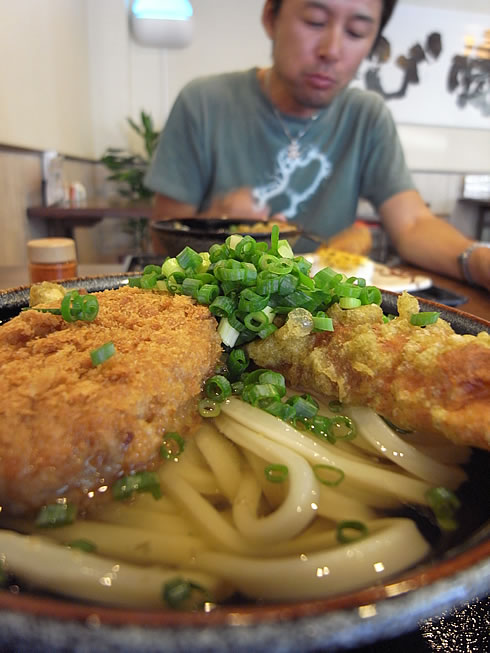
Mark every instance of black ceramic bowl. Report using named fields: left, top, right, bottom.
left=150, top=218, right=301, bottom=257
left=0, top=276, right=489, bottom=653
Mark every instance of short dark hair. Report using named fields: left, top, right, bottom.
left=269, top=0, right=398, bottom=37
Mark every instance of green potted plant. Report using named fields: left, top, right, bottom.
left=101, top=110, right=160, bottom=253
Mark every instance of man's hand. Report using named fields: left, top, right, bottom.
left=326, top=223, right=372, bottom=255
left=468, top=246, right=490, bottom=292
left=204, top=187, right=286, bottom=222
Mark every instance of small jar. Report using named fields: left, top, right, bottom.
left=27, top=238, right=78, bottom=283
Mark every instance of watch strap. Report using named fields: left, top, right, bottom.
left=458, top=241, right=490, bottom=286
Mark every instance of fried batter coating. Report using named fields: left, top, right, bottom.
left=248, top=293, right=490, bottom=450
left=0, top=287, right=222, bottom=516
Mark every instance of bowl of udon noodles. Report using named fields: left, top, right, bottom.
left=0, top=271, right=488, bottom=653
left=151, top=218, right=302, bottom=257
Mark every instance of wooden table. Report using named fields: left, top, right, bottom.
left=399, top=265, right=490, bottom=322
left=27, top=199, right=153, bottom=238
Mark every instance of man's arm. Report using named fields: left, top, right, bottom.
left=379, top=189, right=490, bottom=291
left=151, top=188, right=271, bottom=222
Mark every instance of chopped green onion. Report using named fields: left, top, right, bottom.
left=218, top=317, right=240, bottom=348
left=35, top=502, right=77, bottom=528
left=257, top=397, right=296, bottom=421
left=242, top=368, right=271, bottom=385
left=238, top=289, right=270, bottom=313
left=199, top=398, right=221, bottom=418
left=313, top=464, right=345, bottom=487
left=335, top=283, right=362, bottom=299
left=257, top=323, right=277, bottom=339
left=209, top=296, right=236, bottom=318
left=160, top=432, right=186, bottom=460
left=360, top=286, right=382, bottom=306
left=163, top=577, right=210, bottom=610
left=244, top=310, right=270, bottom=332
left=339, top=297, right=362, bottom=309
left=336, top=520, right=368, bottom=544
left=228, top=311, right=246, bottom=333
left=90, top=341, right=116, bottom=366
left=294, top=256, right=312, bottom=275
left=312, top=313, right=334, bottom=332
left=410, top=311, right=440, bottom=327
left=303, top=415, right=336, bottom=443
left=205, top=375, right=232, bottom=402
left=27, top=291, right=100, bottom=322
left=112, top=472, right=162, bottom=501
left=140, top=272, right=159, bottom=289
left=270, top=224, right=280, bottom=253
left=227, top=348, right=249, bottom=377
left=66, top=539, right=97, bottom=553
left=243, top=383, right=281, bottom=405
left=258, top=370, right=286, bottom=396
left=182, top=277, right=203, bottom=299
left=197, top=284, right=219, bottom=305
left=278, top=274, right=298, bottom=295
left=277, top=238, right=294, bottom=259
left=231, top=380, right=245, bottom=395
left=425, top=487, right=461, bottom=531
left=143, top=264, right=163, bottom=276
left=162, top=257, right=185, bottom=278
left=60, top=290, right=80, bottom=322
left=79, top=295, right=99, bottom=321
left=176, top=246, right=203, bottom=272
left=286, top=394, right=318, bottom=418
left=235, top=235, right=256, bottom=260
left=328, top=415, right=356, bottom=441
left=314, top=266, right=341, bottom=289
left=264, top=463, right=289, bottom=483
left=328, top=400, right=343, bottom=413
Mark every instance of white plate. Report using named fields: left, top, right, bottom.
left=305, top=254, right=432, bottom=293
left=372, top=263, right=432, bottom=293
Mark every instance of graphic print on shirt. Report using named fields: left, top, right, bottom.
left=253, top=145, right=332, bottom=219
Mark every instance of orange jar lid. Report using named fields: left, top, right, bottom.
left=27, top=238, right=77, bottom=264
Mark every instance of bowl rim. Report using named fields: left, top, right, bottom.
left=0, top=276, right=488, bottom=632
left=0, top=533, right=488, bottom=627
left=149, top=218, right=302, bottom=238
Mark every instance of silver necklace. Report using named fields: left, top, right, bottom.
left=265, top=69, right=320, bottom=160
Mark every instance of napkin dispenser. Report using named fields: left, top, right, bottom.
left=129, top=0, right=194, bottom=49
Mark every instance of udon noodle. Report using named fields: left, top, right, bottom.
left=0, top=393, right=470, bottom=609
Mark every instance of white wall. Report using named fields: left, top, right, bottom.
left=1, top=0, right=489, bottom=172
left=0, top=0, right=93, bottom=157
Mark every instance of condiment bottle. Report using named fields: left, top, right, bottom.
left=27, top=238, right=78, bottom=283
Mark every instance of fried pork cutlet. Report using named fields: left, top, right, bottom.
left=0, top=286, right=221, bottom=516
left=248, top=293, right=490, bottom=451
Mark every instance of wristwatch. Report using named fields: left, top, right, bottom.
left=457, top=241, right=490, bottom=286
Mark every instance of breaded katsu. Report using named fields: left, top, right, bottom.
left=248, top=293, right=490, bottom=450
left=0, top=286, right=221, bottom=516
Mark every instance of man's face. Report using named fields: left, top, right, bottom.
left=263, top=0, right=383, bottom=114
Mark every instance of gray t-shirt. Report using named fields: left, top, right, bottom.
left=145, top=68, right=414, bottom=240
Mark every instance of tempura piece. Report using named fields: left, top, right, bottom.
left=0, top=286, right=222, bottom=516
left=29, top=281, right=66, bottom=306
left=248, top=293, right=490, bottom=450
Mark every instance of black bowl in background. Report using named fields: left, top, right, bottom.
left=150, top=218, right=302, bottom=257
